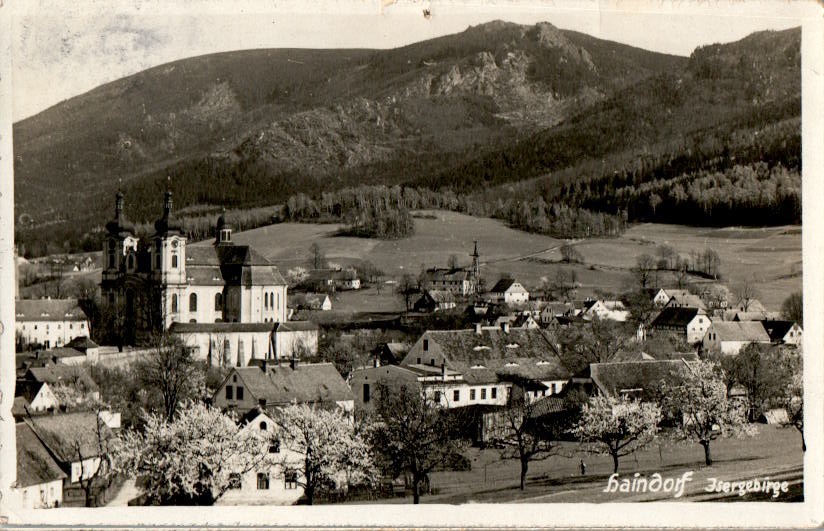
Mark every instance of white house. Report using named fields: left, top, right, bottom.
left=650, top=307, right=712, bottom=344
left=15, top=380, right=59, bottom=413
left=15, top=299, right=90, bottom=349
left=702, top=321, right=771, bottom=355
left=218, top=409, right=305, bottom=506
left=581, top=300, right=629, bottom=322
left=489, top=279, right=530, bottom=305
left=761, top=320, right=803, bottom=346
left=15, top=423, right=66, bottom=509
left=653, top=289, right=706, bottom=310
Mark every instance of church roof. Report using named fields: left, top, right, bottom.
left=185, top=246, right=286, bottom=287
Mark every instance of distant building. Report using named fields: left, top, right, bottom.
left=421, top=268, right=476, bottom=296
left=349, top=363, right=421, bottom=410
left=272, top=321, right=319, bottom=359
left=308, top=269, right=361, bottom=292
left=580, top=300, right=629, bottom=322
left=15, top=380, right=59, bottom=414
left=413, top=290, right=457, bottom=313
left=99, top=190, right=287, bottom=331
left=15, top=423, right=66, bottom=509
left=489, top=279, right=529, bottom=305
left=586, top=360, right=691, bottom=401
left=702, top=321, right=771, bottom=355
left=650, top=307, right=711, bottom=344
left=15, top=299, right=90, bottom=349
left=760, top=320, right=803, bottom=346
left=24, top=366, right=100, bottom=403
left=212, top=361, right=354, bottom=416
left=653, top=289, right=706, bottom=310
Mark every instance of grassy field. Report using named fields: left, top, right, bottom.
left=222, top=212, right=801, bottom=311
left=351, top=424, right=803, bottom=504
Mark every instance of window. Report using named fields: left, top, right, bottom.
left=423, top=339, right=429, bottom=351
left=215, top=292, right=223, bottom=310
left=108, top=253, right=115, bottom=269
left=470, top=389, right=476, bottom=400
left=269, top=440, right=280, bottom=453
left=259, top=421, right=267, bottom=431
left=430, top=359, right=435, bottom=366
left=225, top=386, right=233, bottom=400
left=284, top=470, right=298, bottom=489
left=453, top=390, right=460, bottom=402
left=172, top=254, right=178, bottom=268
left=481, top=388, right=486, bottom=400
left=491, top=387, right=497, bottom=399
left=108, top=292, right=115, bottom=305
left=171, top=294, right=178, bottom=313
left=236, top=386, right=244, bottom=400
left=155, top=254, right=161, bottom=269
left=257, top=472, right=270, bottom=490
left=434, top=391, right=441, bottom=402
left=417, top=358, right=421, bottom=364
left=277, top=292, right=280, bottom=309
left=189, top=293, right=198, bottom=312
left=228, top=473, right=241, bottom=489
left=128, top=255, right=134, bottom=270
left=363, top=383, right=370, bottom=403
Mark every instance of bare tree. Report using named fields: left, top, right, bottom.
left=139, top=333, right=204, bottom=422
left=396, top=273, right=419, bottom=313
left=732, top=278, right=761, bottom=311
left=634, top=254, right=657, bottom=290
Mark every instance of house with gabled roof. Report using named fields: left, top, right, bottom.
left=650, top=306, right=711, bottom=344
left=413, top=290, right=457, bottom=313
left=489, top=278, right=529, bottom=305
left=587, top=360, right=689, bottom=401
left=15, top=380, right=58, bottom=414
left=702, top=321, right=771, bottom=355
left=212, top=360, right=354, bottom=416
left=24, top=366, right=99, bottom=402
left=15, top=422, right=67, bottom=509
left=653, top=289, right=706, bottom=310
left=399, top=326, right=571, bottom=408
left=421, top=267, right=476, bottom=296
left=581, top=300, right=629, bottom=322
left=15, top=298, right=90, bottom=349
left=760, top=320, right=803, bottom=346
left=349, top=363, right=421, bottom=410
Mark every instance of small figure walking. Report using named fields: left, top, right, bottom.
left=580, top=459, right=587, bottom=476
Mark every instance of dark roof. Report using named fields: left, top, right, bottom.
left=589, top=360, right=688, bottom=399
left=34, top=347, right=85, bottom=359
left=274, top=321, right=319, bottom=332
left=761, top=320, right=798, bottom=341
left=15, top=299, right=88, bottom=322
left=16, top=423, right=67, bottom=488
left=16, top=380, right=47, bottom=403
left=13, top=396, right=31, bottom=418
left=423, top=268, right=472, bottom=282
left=169, top=322, right=274, bottom=334
left=309, top=269, right=359, bottom=282
left=27, top=412, right=111, bottom=463
left=25, top=366, right=99, bottom=394
left=529, top=396, right=566, bottom=418
left=490, top=278, right=517, bottom=293
left=425, top=290, right=456, bottom=303
left=650, top=307, right=701, bottom=328
left=65, top=336, right=99, bottom=350
left=185, top=245, right=286, bottom=286
left=220, top=363, right=353, bottom=407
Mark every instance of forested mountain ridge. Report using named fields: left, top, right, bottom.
left=13, top=22, right=799, bottom=257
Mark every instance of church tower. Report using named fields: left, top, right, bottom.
left=101, top=190, right=138, bottom=306
left=470, top=240, right=480, bottom=293
left=152, top=188, right=186, bottom=326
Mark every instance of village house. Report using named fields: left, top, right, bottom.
left=24, top=366, right=100, bottom=403
left=580, top=300, right=629, bottom=322
left=217, top=408, right=305, bottom=506
left=100, top=190, right=288, bottom=332
left=398, top=325, right=571, bottom=408
left=25, top=412, right=113, bottom=507
left=420, top=268, right=477, bottom=296
left=760, top=320, right=803, bottom=346
left=290, top=293, right=332, bottom=312
left=729, top=297, right=768, bottom=314
left=702, top=321, right=771, bottom=355
left=653, top=288, right=707, bottom=310
left=212, top=359, right=354, bottom=416
left=585, top=359, right=692, bottom=401
left=349, top=362, right=422, bottom=410
left=373, top=341, right=411, bottom=366
left=650, top=306, right=712, bottom=344
left=15, top=380, right=59, bottom=414
left=491, top=314, right=540, bottom=330
left=488, top=278, right=530, bottom=305
left=539, top=302, right=575, bottom=324
left=15, top=299, right=90, bottom=350
left=15, top=422, right=67, bottom=509
left=412, top=290, right=457, bottom=313
left=308, top=268, right=361, bottom=292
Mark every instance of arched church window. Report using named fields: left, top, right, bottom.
left=171, top=294, right=178, bottom=313
left=127, top=255, right=134, bottom=270
left=189, top=293, right=198, bottom=312
left=108, top=253, right=115, bottom=269
left=172, top=254, right=178, bottom=269
left=215, top=292, right=223, bottom=310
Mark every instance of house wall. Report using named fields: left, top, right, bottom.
left=16, top=320, right=90, bottom=349
left=653, top=290, right=670, bottom=306
left=176, top=330, right=274, bottom=367
left=783, top=325, right=803, bottom=346
left=687, top=315, right=712, bottom=344
left=274, top=329, right=318, bottom=359
left=423, top=381, right=509, bottom=408
left=17, top=480, right=63, bottom=509
left=29, top=385, right=59, bottom=412
left=70, top=457, right=101, bottom=484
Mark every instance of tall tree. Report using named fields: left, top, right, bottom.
left=111, top=402, right=270, bottom=505
left=370, top=383, right=463, bottom=504
left=396, top=273, right=419, bottom=312
left=779, top=350, right=804, bottom=451
left=573, top=395, right=662, bottom=473
left=308, top=243, right=327, bottom=270
left=662, top=360, right=754, bottom=466
left=781, top=291, right=803, bottom=323
left=273, top=404, right=374, bottom=505
left=138, top=333, right=205, bottom=422
left=732, top=278, right=761, bottom=311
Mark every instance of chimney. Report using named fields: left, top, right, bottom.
left=475, top=322, right=483, bottom=335
left=441, top=362, right=447, bottom=382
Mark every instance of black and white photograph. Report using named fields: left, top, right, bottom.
left=0, top=0, right=822, bottom=527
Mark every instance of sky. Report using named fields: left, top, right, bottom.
left=9, top=0, right=809, bottom=121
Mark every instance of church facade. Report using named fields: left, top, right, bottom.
left=100, top=190, right=288, bottom=334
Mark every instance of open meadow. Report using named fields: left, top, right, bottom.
left=220, top=211, right=801, bottom=311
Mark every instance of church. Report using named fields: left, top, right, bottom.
left=99, top=190, right=305, bottom=365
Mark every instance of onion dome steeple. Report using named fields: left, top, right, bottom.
left=215, top=208, right=233, bottom=246
left=105, top=189, right=136, bottom=237
left=153, top=179, right=183, bottom=237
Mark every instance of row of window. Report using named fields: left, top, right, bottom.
left=435, top=387, right=499, bottom=403
left=225, top=384, right=244, bottom=401
left=263, top=292, right=280, bottom=311
left=229, top=470, right=298, bottom=491
left=20, top=323, right=85, bottom=330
